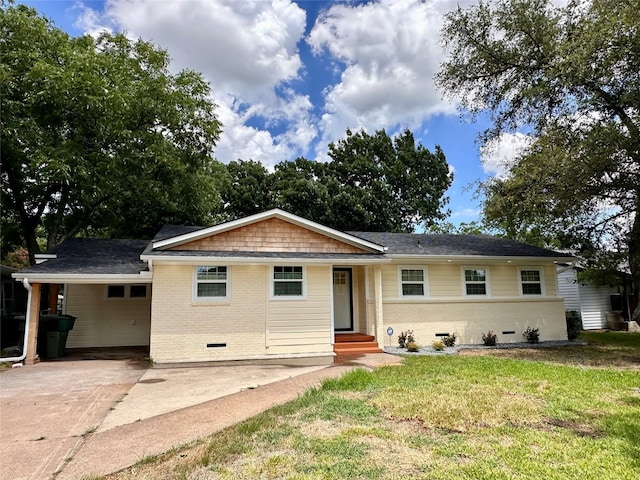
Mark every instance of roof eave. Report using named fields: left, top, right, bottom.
left=389, top=254, right=575, bottom=263
left=11, top=272, right=153, bottom=284
left=140, top=253, right=390, bottom=265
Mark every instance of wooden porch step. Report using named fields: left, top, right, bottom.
left=334, top=334, right=375, bottom=343
left=333, top=341, right=382, bottom=355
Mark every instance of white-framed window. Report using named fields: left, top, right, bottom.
left=272, top=266, right=305, bottom=299
left=463, top=268, right=489, bottom=296
left=194, top=266, right=229, bottom=300
left=106, top=284, right=149, bottom=299
left=519, top=268, right=544, bottom=295
left=398, top=266, right=428, bottom=297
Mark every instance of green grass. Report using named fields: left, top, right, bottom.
left=110, top=332, right=640, bottom=479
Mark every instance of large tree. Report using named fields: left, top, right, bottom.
left=436, top=0, right=640, bottom=319
left=273, top=128, right=452, bottom=232
left=1, top=5, right=223, bottom=263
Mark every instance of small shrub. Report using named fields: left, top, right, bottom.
left=523, top=327, right=540, bottom=343
left=406, top=341, right=420, bottom=352
left=398, top=330, right=415, bottom=348
left=566, top=311, right=582, bottom=341
left=432, top=340, right=445, bottom=351
left=482, top=331, right=497, bottom=346
left=442, top=334, right=456, bottom=347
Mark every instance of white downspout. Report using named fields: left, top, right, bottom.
left=0, top=278, right=32, bottom=363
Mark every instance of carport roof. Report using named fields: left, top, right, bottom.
left=12, top=239, right=150, bottom=282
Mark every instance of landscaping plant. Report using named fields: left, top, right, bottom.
left=406, top=341, right=420, bottom=352
left=482, top=330, right=497, bottom=346
left=566, top=311, right=582, bottom=341
left=523, top=327, right=540, bottom=343
left=398, top=330, right=415, bottom=348
left=442, top=334, right=456, bottom=347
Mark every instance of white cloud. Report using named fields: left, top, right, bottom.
left=100, top=0, right=306, bottom=102
left=73, top=0, right=311, bottom=164
left=307, top=0, right=468, bottom=151
left=451, top=207, right=481, bottom=219
left=479, top=132, right=533, bottom=178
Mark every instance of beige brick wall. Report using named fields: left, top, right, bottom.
left=150, top=264, right=268, bottom=363
left=377, top=261, right=566, bottom=344
left=171, top=218, right=368, bottom=253
left=150, top=263, right=333, bottom=363
left=382, top=263, right=558, bottom=299
left=382, top=298, right=567, bottom=345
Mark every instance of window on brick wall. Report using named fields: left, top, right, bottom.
left=194, top=266, right=229, bottom=300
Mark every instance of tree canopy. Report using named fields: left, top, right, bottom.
left=436, top=0, right=640, bottom=319
left=222, top=129, right=453, bottom=232
left=1, top=5, right=223, bottom=263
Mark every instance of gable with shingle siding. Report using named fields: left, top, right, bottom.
left=169, top=218, right=370, bottom=254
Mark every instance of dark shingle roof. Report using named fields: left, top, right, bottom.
left=19, top=238, right=149, bottom=275
left=17, top=226, right=570, bottom=279
left=348, top=232, right=572, bottom=258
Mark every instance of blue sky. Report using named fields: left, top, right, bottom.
left=20, top=0, right=525, bottom=226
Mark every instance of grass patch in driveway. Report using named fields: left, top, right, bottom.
left=108, top=335, right=640, bottom=479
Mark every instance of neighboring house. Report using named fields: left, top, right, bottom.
left=12, top=209, right=573, bottom=366
left=557, top=265, right=635, bottom=330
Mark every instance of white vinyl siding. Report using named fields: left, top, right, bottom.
left=558, top=269, right=580, bottom=311
left=267, top=266, right=332, bottom=352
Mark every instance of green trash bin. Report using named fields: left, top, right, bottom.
left=46, top=331, right=66, bottom=359
left=40, top=314, right=76, bottom=358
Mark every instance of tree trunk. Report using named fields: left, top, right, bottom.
left=629, top=197, right=640, bottom=321
left=24, top=224, right=41, bottom=266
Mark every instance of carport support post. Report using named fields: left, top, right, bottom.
left=48, top=283, right=58, bottom=314
left=25, top=283, right=42, bottom=365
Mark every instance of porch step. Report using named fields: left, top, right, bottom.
left=333, top=340, right=382, bottom=355
left=334, top=334, right=375, bottom=343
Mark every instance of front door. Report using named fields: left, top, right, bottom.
left=333, top=268, right=353, bottom=331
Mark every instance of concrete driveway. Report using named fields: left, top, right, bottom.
left=1, top=353, right=402, bottom=479
left=0, top=358, right=146, bottom=480
left=0, top=357, right=331, bottom=480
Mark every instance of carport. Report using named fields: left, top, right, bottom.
left=8, top=239, right=151, bottom=365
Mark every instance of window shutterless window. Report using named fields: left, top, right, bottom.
left=464, top=269, right=487, bottom=295
left=273, top=266, right=304, bottom=297
left=195, top=266, right=228, bottom=299
left=129, top=285, right=148, bottom=298
left=400, top=268, right=426, bottom=296
left=520, top=269, right=543, bottom=295
left=106, top=284, right=148, bottom=299
left=107, top=285, right=125, bottom=298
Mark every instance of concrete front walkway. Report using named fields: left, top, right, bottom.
left=1, top=353, right=402, bottom=480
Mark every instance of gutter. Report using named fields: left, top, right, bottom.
left=0, top=278, right=32, bottom=364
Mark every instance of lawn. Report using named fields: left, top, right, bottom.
left=106, top=332, right=640, bottom=479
